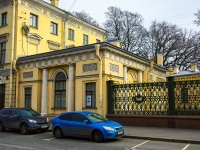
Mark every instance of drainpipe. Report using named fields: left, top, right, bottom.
left=9, top=0, right=16, bottom=107
left=63, top=14, right=68, bottom=49
left=13, top=60, right=18, bottom=107
left=95, top=44, right=102, bottom=114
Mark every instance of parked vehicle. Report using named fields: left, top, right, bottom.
left=0, top=108, right=49, bottom=135
left=52, top=111, right=124, bottom=142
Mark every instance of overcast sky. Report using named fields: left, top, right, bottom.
left=44, top=0, right=200, bottom=32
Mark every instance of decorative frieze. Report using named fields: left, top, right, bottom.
left=0, top=1, right=12, bottom=10
left=83, top=63, right=97, bottom=72
left=23, top=71, right=33, bottom=78
left=110, top=64, right=119, bottom=73
left=0, top=69, right=10, bottom=76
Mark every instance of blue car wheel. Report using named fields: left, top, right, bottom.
left=54, top=127, right=63, bottom=139
left=93, top=130, right=103, bottom=143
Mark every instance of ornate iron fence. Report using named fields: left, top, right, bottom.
left=174, top=80, right=200, bottom=115
left=107, top=77, right=200, bottom=115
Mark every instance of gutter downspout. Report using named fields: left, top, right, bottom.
left=95, top=44, right=102, bottom=114
left=13, top=60, right=18, bottom=107
left=9, top=0, right=16, bottom=107
left=63, top=14, right=68, bottom=49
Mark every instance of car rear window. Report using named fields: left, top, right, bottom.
left=59, top=113, right=72, bottom=121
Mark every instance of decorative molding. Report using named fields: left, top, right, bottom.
left=0, top=33, right=9, bottom=43
left=0, top=0, right=13, bottom=10
left=0, top=69, right=10, bottom=76
left=47, top=40, right=61, bottom=50
left=23, top=71, right=33, bottom=78
left=82, top=63, right=97, bottom=72
left=110, top=63, right=119, bottom=73
left=20, top=0, right=66, bottom=21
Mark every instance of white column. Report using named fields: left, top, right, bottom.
left=41, top=68, right=48, bottom=115
left=123, top=66, right=127, bottom=83
left=138, top=70, right=142, bottom=83
left=68, top=64, right=75, bottom=111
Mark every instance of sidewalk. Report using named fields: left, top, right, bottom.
left=123, top=126, right=200, bottom=144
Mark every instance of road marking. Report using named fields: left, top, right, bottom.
left=43, top=138, right=55, bottom=141
left=129, top=140, right=150, bottom=150
left=0, top=143, right=41, bottom=150
left=182, top=144, right=190, bottom=150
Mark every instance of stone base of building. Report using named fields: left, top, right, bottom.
left=106, top=114, right=200, bottom=129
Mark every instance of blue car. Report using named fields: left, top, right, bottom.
left=52, top=111, right=124, bottom=142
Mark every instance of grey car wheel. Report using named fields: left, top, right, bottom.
left=20, top=123, right=29, bottom=135
left=93, top=130, right=103, bottom=143
left=0, top=122, right=5, bottom=132
left=54, top=127, right=63, bottom=139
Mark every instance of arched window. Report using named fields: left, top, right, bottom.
left=54, top=72, right=66, bottom=108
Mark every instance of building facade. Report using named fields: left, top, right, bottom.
left=17, top=43, right=167, bottom=116
left=0, top=0, right=107, bottom=108
left=0, top=0, right=167, bottom=115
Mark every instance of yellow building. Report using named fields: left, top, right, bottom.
left=0, top=0, right=167, bottom=115
left=17, top=42, right=167, bottom=116
left=0, top=0, right=106, bottom=109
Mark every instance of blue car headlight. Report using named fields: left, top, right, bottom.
left=28, top=119, right=38, bottom=123
left=103, top=126, right=115, bottom=131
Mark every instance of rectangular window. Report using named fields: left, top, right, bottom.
left=96, top=39, right=100, bottom=43
left=68, top=28, right=74, bottom=40
left=83, top=34, right=88, bottom=45
left=1, top=12, right=7, bottom=26
left=0, top=42, right=6, bottom=65
left=85, top=82, right=96, bottom=108
left=25, top=87, right=32, bottom=108
left=30, top=13, right=38, bottom=28
left=50, top=22, right=58, bottom=35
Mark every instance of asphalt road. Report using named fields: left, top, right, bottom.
left=0, top=130, right=199, bottom=150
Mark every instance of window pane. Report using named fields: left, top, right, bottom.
left=85, top=83, right=96, bottom=107
left=25, top=87, right=32, bottom=108
left=54, top=72, right=66, bottom=108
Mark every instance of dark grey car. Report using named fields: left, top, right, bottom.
left=0, top=108, right=49, bottom=134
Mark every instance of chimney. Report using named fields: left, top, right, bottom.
left=157, top=51, right=163, bottom=66
left=173, top=65, right=179, bottom=74
left=50, top=0, right=59, bottom=7
left=107, top=37, right=120, bottom=48
left=190, top=63, right=198, bottom=72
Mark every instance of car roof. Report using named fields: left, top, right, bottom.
left=1, top=108, right=33, bottom=110
left=62, top=111, right=95, bottom=115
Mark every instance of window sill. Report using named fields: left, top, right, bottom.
left=50, top=33, right=58, bottom=36
left=29, top=26, right=38, bottom=30
left=51, top=107, right=66, bottom=110
left=0, top=24, right=8, bottom=28
left=82, top=107, right=97, bottom=110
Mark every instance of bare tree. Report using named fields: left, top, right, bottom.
left=147, top=21, right=200, bottom=69
left=72, top=11, right=100, bottom=27
left=194, top=9, right=200, bottom=26
left=104, top=6, right=147, bottom=53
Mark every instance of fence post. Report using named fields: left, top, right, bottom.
left=167, top=76, right=175, bottom=115
left=107, top=80, right=114, bottom=114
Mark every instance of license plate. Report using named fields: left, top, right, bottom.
left=118, top=131, right=123, bottom=135
left=41, top=125, right=48, bottom=128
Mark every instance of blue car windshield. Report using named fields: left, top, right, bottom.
left=19, top=109, right=40, bottom=117
left=86, top=113, right=107, bottom=122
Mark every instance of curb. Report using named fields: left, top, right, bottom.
left=123, top=135, right=200, bottom=144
